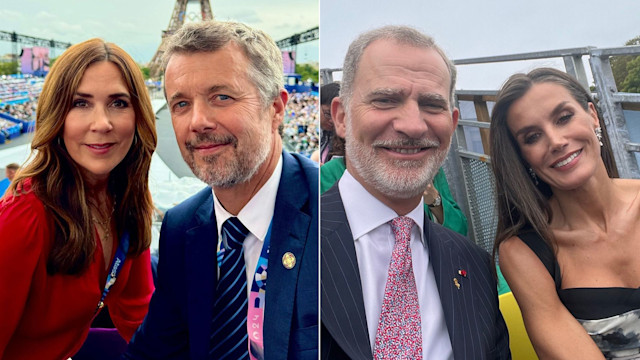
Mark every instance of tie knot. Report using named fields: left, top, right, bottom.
left=222, top=217, right=249, bottom=250
left=390, top=216, right=414, bottom=244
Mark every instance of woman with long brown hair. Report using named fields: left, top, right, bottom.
left=0, top=38, right=157, bottom=359
left=491, top=67, right=640, bottom=359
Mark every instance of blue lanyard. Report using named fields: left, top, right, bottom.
left=94, top=231, right=130, bottom=314
left=246, top=222, right=272, bottom=356
left=259, top=222, right=272, bottom=267
left=251, top=221, right=272, bottom=278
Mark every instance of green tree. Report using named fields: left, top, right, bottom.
left=621, top=56, right=640, bottom=93
left=295, top=63, right=318, bottom=83
left=610, top=35, right=640, bottom=93
left=138, top=65, right=150, bottom=80
left=0, top=61, right=18, bottom=75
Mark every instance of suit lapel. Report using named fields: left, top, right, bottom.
left=185, top=193, right=217, bottom=355
left=424, top=215, right=472, bottom=359
left=321, top=186, right=373, bottom=360
left=264, top=152, right=313, bottom=360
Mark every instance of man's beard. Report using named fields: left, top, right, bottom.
left=345, top=120, right=448, bottom=199
left=183, top=132, right=272, bottom=188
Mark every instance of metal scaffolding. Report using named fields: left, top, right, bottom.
left=0, top=30, right=72, bottom=62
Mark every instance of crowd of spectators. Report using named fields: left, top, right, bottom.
left=0, top=119, right=17, bottom=131
left=0, top=76, right=42, bottom=129
left=3, top=100, right=37, bottom=121
left=0, top=76, right=44, bottom=107
left=0, top=77, right=44, bottom=140
left=283, top=91, right=319, bottom=157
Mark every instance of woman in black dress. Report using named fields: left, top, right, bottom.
left=491, top=67, right=640, bottom=359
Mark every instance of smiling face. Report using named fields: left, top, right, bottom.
left=507, top=82, right=602, bottom=191
left=62, top=61, right=135, bottom=184
left=164, top=43, right=282, bottom=188
left=335, top=39, right=458, bottom=202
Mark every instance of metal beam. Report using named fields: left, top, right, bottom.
left=590, top=45, right=640, bottom=57
left=454, top=47, right=594, bottom=65
left=456, top=90, right=498, bottom=98
left=457, top=120, right=491, bottom=129
left=320, top=68, right=340, bottom=84
left=589, top=52, right=640, bottom=178
left=276, top=27, right=318, bottom=49
left=563, top=55, right=590, bottom=90
left=612, top=93, right=640, bottom=104
left=0, top=30, right=72, bottom=49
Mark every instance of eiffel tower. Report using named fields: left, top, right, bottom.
left=148, top=0, right=214, bottom=79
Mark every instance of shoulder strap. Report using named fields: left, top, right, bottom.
left=518, top=230, right=562, bottom=289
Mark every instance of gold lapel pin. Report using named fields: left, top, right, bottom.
left=282, top=252, right=296, bottom=269
left=453, top=277, right=461, bottom=290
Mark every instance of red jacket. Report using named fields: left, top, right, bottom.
left=0, top=182, right=154, bottom=359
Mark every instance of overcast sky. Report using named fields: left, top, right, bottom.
left=0, top=0, right=319, bottom=64
left=2, top=0, right=639, bottom=87
left=320, top=0, right=640, bottom=89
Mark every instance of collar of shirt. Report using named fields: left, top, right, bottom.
left=213, top=154, right=283, bottom=242
left=338, top=169, right=425, bottom=245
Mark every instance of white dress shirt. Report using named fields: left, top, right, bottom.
left=339, top=170, right=453, bottom=360
left=213, top=154, right=283, bottom=297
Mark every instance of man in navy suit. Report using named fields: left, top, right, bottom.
left=125, top=21, right=318, bottom=360
left=321, top=25, right=510, bottom=359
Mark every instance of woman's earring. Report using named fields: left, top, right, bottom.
left=528, top=168, right=539, bottom=186
left=595, top=127, right=604, bottom=147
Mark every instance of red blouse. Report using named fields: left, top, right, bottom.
left=0, top=183, right=154, bottom=359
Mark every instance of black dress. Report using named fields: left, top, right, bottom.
left=518, top=230, right=640, bottom=359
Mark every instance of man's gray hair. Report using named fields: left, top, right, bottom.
left=162, top=20, right=284, bottom=106
left=340, top=25, right=457, bottom=110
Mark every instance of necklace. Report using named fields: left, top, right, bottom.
left=92, top=205, right=115, bottom=242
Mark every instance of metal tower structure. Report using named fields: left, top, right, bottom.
left=148, top=0, right=213, bottom=79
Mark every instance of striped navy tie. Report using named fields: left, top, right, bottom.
left=210, top=217, right=250, bottom=359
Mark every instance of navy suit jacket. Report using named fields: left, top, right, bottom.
left=321, top=185, right=510, bottom=360
left=125, top=151, right=318, bottom=359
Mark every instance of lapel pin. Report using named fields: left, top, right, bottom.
left=282, top=252, right=296, bottom=270
left=453, top=277, right=461, bottom=290
left=458, top=269, right=467, bottom=277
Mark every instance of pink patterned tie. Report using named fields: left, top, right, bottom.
left=374, top=216, right=422, bottom=360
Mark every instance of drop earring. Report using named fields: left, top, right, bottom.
left=595, top=127, right=603, bottom=147
left=528, top=168, right=539, bottom=186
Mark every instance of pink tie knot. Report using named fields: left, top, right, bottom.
left=390, top=216, right=413, bottom=246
